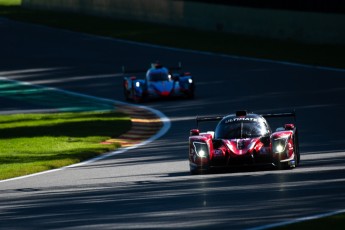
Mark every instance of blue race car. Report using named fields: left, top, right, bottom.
left=123, top=62, right=195, bottom=102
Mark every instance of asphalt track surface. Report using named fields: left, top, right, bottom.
left=1, top=18, right=345, bottom=229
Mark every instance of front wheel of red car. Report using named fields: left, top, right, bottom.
left=276, top=152, right=298, bottom=170
left=189, top=165, right=209, bottom=175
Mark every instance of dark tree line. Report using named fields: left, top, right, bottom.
left=177, top=0, right=345, bottom=14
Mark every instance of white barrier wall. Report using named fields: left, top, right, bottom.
left=22, top=0, right=345, bottom=45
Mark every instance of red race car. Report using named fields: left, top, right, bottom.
left=188, top=110, right=300, bottom=174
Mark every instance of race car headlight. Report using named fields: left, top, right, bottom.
left=188, top=78, right=193, bottom=84
left=275, top=144, right=284, bottom=153
left=135, top=82, right=140, bottom=87
left=198, top=149, right=207, bottom=157
left=193, top=142, right=209, bottom=158
left=272, top=137, right=288, bottom=153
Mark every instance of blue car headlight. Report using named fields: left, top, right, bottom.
left=193, top=142, right=209, bottom=158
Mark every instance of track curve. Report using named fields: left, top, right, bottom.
left=1, top=18, right=345, bottom=230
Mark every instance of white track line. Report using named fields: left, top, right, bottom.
left=246, top=209, right=345, bottom=230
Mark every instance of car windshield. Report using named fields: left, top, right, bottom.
left=215, top=121, right=268, bottom=139
left=148, top=71, right=169, bottom=81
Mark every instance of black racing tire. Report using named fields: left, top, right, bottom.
left=276, top=153, right=297, bottom=170
left=188, top=84, right=195, bottom=99
left=293, top=128, right=300, bottom=166
left=133, top=96, right=143, bottom=103
left=190, top=165, right=209, bottom=175
left=187, top=91, right=195, bottom=99
left=190, top=169, right=200, bottom=175
left=123, top=80, right=130, bottom=101
left=123, top=88, right=130, bottom=101
left=276, top=162, right=290, bottom=170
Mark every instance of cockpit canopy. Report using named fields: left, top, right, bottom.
left=147, top=67, right=169, bottom=82
left=215, top=114, right=271, bottom=139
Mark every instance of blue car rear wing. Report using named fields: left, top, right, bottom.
left=122, top=62, right=182, bottom=75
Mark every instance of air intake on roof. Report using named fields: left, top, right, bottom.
left=236, top=110, right=247, bottom=116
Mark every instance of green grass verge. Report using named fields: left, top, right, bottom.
left=0, top=6, right=344, bottom=69
left=0, top=0, right=21, bottom=6
left=0, top=111, right=131, bottom=180
left=272, top=212, right=345, bottom=230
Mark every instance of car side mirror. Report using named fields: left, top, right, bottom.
left=190, top=129, right=200, bottom=136
left=284, top=124, right=295, bottom=130
left=206, top=131, right=214, bottom=139
left=276, top=127, right=285, bottom=132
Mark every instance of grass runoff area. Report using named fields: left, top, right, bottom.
left=0, top=111, right=131, bottom=180
left=0, top=2, right=132, bottom=181
left=0, top=2, right=344, bottom=228
left=0, top=4, right=345, bottom=69
left=0, top=0, right=20, bottom=5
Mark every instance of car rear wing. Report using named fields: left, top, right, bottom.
left=122, top=66, right=146, bottom=75
left=196, top=115, right=224, bottom=129
left=169, top=62, right=183, bottom=71
left=261, top=111, right=296, bottom=121
left=195, top=110, right=296, bottom=128
left=122, top=62, right=182, bottom=75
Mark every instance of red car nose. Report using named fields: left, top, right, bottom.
left=160, top=91, right=170, bottom=96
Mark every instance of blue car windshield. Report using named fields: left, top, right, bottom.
left=215, top=121, right=268, bottom=139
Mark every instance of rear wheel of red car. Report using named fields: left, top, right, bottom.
left=293, top=128, right=300, bottom=166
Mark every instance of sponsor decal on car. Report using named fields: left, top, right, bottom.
left=225, top=117, right=259, bottom=123
left=214, top=149, right=223, bottom=156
